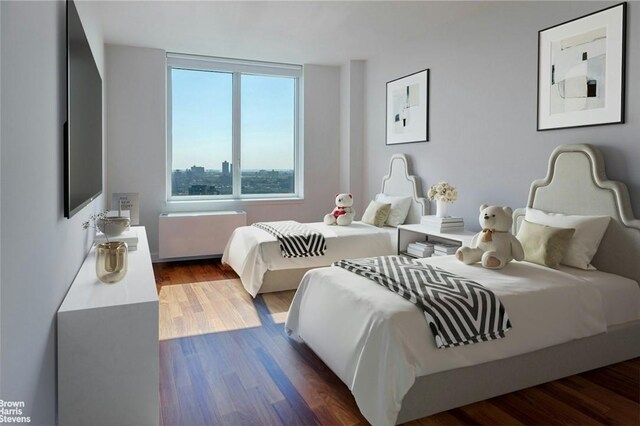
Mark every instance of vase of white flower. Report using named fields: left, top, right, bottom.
left=427, top=181, right=458, bottom=218
left=436, top=200, right=448, bottom=218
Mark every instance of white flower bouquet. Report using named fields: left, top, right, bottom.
left=427, top=181, right=458, bottom=204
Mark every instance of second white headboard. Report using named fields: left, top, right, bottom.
left=380, top=154, right=429, bottom=224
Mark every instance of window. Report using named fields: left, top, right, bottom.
left=167, top=54, right=302, bottom=201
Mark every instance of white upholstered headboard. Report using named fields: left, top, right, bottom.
left=380, top=154, right=429, bottom=224
left=513, top=144, right=640, bottom=284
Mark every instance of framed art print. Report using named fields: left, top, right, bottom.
left=112, top=192, right=140, bottom=225
left=386, top=69, right=429, bottom=145
left=537, top=3, right=626, bottom=131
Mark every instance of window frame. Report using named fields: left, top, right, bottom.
left=166, top=53, right=303, bottom=202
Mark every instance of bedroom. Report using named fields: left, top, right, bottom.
left=1, top=1, right=639, bottom=425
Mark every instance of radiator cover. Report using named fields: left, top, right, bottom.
left=158, top=211, right=247, bottom=259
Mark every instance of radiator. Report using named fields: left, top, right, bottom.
left=158, top=210, right=247, bottom=259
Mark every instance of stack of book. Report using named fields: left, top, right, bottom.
left=420, top=215, right=464, bottom=233
left=95, top=229, right=139, bottom=252
left=406, top=241, right=434, bottom=258
left=432, top=242, right=460, bottom=257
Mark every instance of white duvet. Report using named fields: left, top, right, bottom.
left=222, top=221, right=396, bottom=296
left=285, top=256, right=640, bottom=426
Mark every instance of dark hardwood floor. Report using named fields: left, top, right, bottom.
left=154, top=260, right=640, bottom=425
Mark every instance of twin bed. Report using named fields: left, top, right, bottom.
left=222, top=154, right=428, bottom=296
left=284, top=144, right=640, bottom=425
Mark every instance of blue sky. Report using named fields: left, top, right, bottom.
left=171, top=68, right=295, bottom=171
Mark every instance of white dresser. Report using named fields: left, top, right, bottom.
left=57, top=226, right=159, bottom=426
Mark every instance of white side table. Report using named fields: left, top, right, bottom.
left=397, top=224, right=475, bottom=258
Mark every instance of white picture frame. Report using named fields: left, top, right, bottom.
left=112, top=192, right=140, bottom=225
left=386, top=69, right=429, bottom=145
left=537, top=3, right=626, bottom=131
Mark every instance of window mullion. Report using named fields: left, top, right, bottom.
left=232, top=72, right=241, bottom=197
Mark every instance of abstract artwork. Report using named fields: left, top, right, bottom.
left=538, top=3, right=626, bottom=130
left=386, top=69, right=429, bottom=145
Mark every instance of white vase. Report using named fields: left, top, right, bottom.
left=436, top=200, right=448, bottom=218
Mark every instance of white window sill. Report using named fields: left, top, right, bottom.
left=164, top=197, right=305, bottom=209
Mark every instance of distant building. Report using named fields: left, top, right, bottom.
left=190, top=165, right=204, bottom=174
left=189, top=184, right=206, bottom=195
left=222, top=161, right=232, bottom=185
left=189, top=184, right=219, bottom=195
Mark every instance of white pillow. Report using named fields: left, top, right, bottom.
left=525, top=207, right=610, bottom=270
left=375, top=194, right=412, bottom=227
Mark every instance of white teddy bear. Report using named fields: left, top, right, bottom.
left=324, top=193, right=355, bottom=226
left=455, top=204, right=524, bottom=269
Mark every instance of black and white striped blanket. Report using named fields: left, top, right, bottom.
left=253, top=221, right=326, bottom=258
left=334, top=256, right=511, bottom=348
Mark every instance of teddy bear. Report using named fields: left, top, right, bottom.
left=455, top=204, right=524, bottom=269
left=324, top=193, right=355, bottom=226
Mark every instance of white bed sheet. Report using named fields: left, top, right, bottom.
left=285, top=256, right=640, bottom=426
left=222, top=221, right=396, bottom=296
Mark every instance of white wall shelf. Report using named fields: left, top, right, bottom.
left=57, top=226, right=159, bottom=426
left=397, top=224, right=475, bottom=258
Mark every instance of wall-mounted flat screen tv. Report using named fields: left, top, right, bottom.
left=65, top=0, right=102, bottom=218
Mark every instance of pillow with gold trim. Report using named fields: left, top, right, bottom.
left=361, top=201, right=392, bottom=227
left=516, top=220, right=575, bottom=268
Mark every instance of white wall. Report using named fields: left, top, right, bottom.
left=105, top=45, right=166, bottom=257
left=0, top=1, right=105, bottom=424
left=0, top=0, right=3, bottom=399
left=363, top=1, right=640, bottom=230
left=0, top=0, right=3, bottom=400
left=340, top=60, right=366, bottom=214
left=105, top=44, right=341, bottom=259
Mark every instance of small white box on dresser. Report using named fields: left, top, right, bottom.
left=57, top=226, right=159, bottom=426
left=94, top=228, right=139, bottom=250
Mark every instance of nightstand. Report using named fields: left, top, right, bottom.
left=397, top=224, right=475, bottom=258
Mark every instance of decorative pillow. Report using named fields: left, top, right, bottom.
left=525, top=208, right=610, bottom=270
left=361, top=201, right=392, bottom=227
left=375, top=194, right=412, bottom=227
left=516, top=220, right=575, bottom=268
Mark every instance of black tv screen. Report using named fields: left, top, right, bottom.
left=65, top=0, right=102, bottom=218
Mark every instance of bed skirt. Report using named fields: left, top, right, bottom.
left=397, top=320, right=640, bottom=424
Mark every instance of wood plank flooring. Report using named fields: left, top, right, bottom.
left=154, top=260, right=640, bottom=425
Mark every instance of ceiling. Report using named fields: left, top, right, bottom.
left=96, top=1, right=493, bottom=65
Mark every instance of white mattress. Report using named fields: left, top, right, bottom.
left=222, top=221, right=397, bottom=296
left=557, top=265, right=640, bottom=326
left=285, top=256, right=640, bottom=426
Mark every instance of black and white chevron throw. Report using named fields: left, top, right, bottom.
left=253, top=221, right=327, bottom=258
left=334, top=256, right=511, bottom=348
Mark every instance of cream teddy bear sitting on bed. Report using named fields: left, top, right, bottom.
left=456, top=204, right=524, bottom=269
left=324, top=193, right=355, bottom=226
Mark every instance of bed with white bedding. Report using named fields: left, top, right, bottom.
left=223, top=221, right=397, bottom=296
left=223, top=154, right=428, bottom=296
left=285, top=144, right=640, bottom=425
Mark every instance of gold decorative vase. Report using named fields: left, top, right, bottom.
left=95, top=242, right=128, bottom=284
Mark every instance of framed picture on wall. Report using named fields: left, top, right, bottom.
left=537, top=2, right=626, bottom=131
left=112, top=192, right=140, bottom=225
left=386, top=69, right=429, bottom=145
